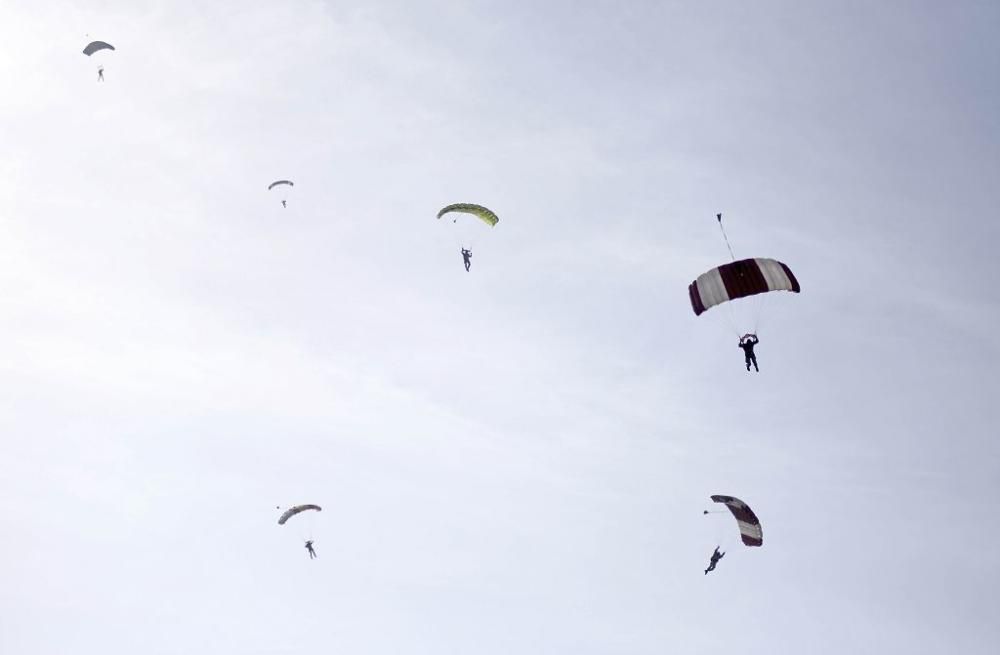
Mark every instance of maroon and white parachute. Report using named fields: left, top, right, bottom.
left=711, top=495, right=763, bottom=547
left=689, top=258, right=800, bottom=316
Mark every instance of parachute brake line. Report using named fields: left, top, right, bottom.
left=716, top=213, right=737, bottom=262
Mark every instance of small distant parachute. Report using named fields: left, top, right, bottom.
left=689, top=258, right=800, bottom=316
left=277, top=504, right=321, bottom=525
left=268, top=180, right=294, bottom=207
left=83, top=41, right=115, bottom=56
left=709, top=495, right=763, bottom=547
left=437, top=203, right=499, bottom=227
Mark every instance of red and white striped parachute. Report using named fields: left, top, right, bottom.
left=689, top=258, right=800, bottom=316
left=711, top=495, right=763, bottom=547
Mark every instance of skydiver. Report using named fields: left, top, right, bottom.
left=281, top=199, right=287, bottom=208
left=739, top=334, right=759, bottom=372
left=461, top=248, right=472, bottom=272
left=704, top=546, right=724, bottom=575
left=97, top=66, right=104, bottom=82
left=305, top=540, right=317, bottom=559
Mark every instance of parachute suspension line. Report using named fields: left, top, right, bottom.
left=752, top=292, right=770, bottom=336
left=724, top=299, right=742, bottom=339
left=455, top=231, right=473, bottom=254
left=716, top=213, right=737, bottom=263
left=294, top=522, right=313, bottom=543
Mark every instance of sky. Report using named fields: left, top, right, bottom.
left=1, top=1, right=998, bottom=653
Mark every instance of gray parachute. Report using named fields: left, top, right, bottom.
left=83, top=41, right=115, bottom=56
left=277, top=504, right=321, bottom=525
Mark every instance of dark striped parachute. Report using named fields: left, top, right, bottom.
left=437, top=203, right=499, bottom=227
left=688, top=258, right=800, bottom=316
left=268, top=180, right=294, bottom=191
left=83, top=41, right=115, bottom=56
left=708, top=495, right=763, bottom=547
left=277, top=504, right=321, bottom=525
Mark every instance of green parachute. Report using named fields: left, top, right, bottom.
left=436, top=203, right=499, bottom=227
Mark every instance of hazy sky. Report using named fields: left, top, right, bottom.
left=1, top=1, right=998, bottom=653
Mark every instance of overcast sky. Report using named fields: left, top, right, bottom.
left=1, top=1, right=998, bottom=653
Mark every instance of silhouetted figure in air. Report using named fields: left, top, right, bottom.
left=704, top=546, right=724, bottom=575
left=461, top=248, right=472, bottom=272
left=281, top=200, right=287, bottom=208
left=739, top=334, right=759, bottom=372
left=97, top=66, right=104, bottom=82
left=305, top=540, right=317, bottom=559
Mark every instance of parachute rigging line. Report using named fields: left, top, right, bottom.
left=716, top=213, right=737, bottom=262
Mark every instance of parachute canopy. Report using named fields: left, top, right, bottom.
left=711, top=495, right=763, bottom=547
left=277, top=504, right=321, bottom=525
left=437, top=203, right=499, bottom=227
left=268, top=180, right=294, bottom=191
left=83, top=41, right=115, bottom=56
left=689, top=258, right=800, bottom=316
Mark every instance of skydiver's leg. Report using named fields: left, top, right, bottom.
left=751, top=355, right=758, bottom=372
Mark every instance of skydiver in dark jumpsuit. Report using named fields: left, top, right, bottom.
left=461, top=248, right=472, bottom=272
left=305, top=540, right=317, bottom=559
left=281, top=200, right=287, bottom=208
left=704, top=546, right=724, bottom=575
left=739, top=334, right=759, bottom=372
left=97, top=66, right=104, bottom=82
